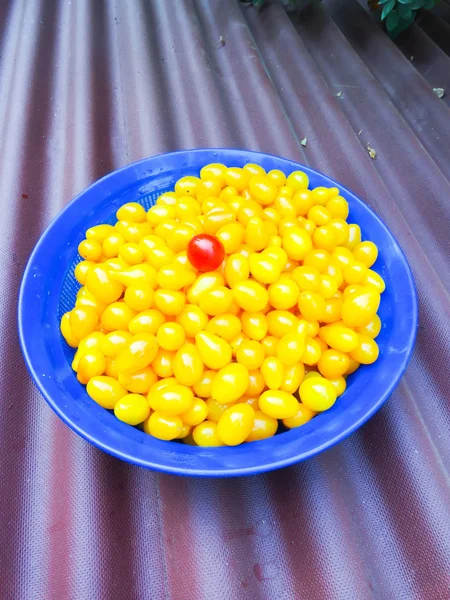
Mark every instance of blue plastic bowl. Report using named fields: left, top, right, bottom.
left=18, top=149, right=417, bottom=477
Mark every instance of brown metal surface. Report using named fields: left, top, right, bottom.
left=1, top=0, right=450, bottom=598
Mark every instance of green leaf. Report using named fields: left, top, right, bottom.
left=386, top=8, right=400, bottom=30
left=408, top=0, right=424, bottom=8
left=398, top=4, right=413, bottom=18
left=423, top=0, right=435, bottom=8
left=252, top=0, right=265, bottom=6
left=388, top=10, right=414, bottom=37
left=397, top=0, right=411, bottom=4
left=381, top=0, right=395, bottom=20
left=378, top=0, right=392, bottom=5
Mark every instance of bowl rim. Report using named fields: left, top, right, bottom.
left=18, top=148, right=418, bottom=477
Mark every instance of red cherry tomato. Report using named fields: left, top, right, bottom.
left=187, top=234, right=225, bottom=272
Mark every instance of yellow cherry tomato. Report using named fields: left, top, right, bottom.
left=341, top=287, right=381, bottom=328
left=70, top=306, right=99, bottom=339
left=128, top=309, right=166, bottom=335
left=248, top=175, right=277, bottom=205
left=187, top=271, right=224, bottom=303
left=173, top=343, right=204, bottom=386
left=303, top=249, right=331, bottom=273
left=118, top=366, right=158, bottom=394
left=268, top=278, right=299, bottom=310
left=299, top=377, right=337, bottom=412
left=217, top=404, right=255, bottom=446
left=110, top=264, right=157, bottom=289
left=236, top=340, right=265, bottom=370
left=124, top=285, right=153, bottom=312
left=267, top=169, right=286, bottom=187
left=219, top=185, right=238, bottom=202
left=362, top=269, right=386, bottom=293
left=148, top=384, right=194, bottom=415
left=280, top=362, right=305, bottom=393
left=146, top=246, right=176, bottom=270
left=156, top=264, right=196, bottom=291
left=203, top=208, right=235, bottom=235
left=205, top=397, right=230, bottom=422
left=245, top=411, right=278, bottom=442
left=224, top=253, right=249, bottom=288
left=322, top=297, right=343, bottom=324
left=286, top=170, right=309, bottom=191
left=313, top=225, right=337, bottom=252
left=200, top=163, right=227, bottom=184
left=329, top=376, right=347, bottom=397
left=346, top=358, right=360, bottom=376
left=318, top=349, right=350, bottom=379
left=216, top=222, right=245, bottom=254
left=101, top=330, right=132, bottom=358
left=77, top=331, right=106, bottom=355
left=326, top=196, right=349, bottom=219
left=117, top=202, right=146, bottom=223
left=176, top=304, right=208, bottom=337
left=206, top=313, right=242, bottom=342
left=211, top=363, right=249, bottom=404
left=224, top=167, right=250, bottom=192
left=153, top=289, right=186, bottom=316
left=328, top=219, right=349, bottom=246
left=77, top=350, right=106, bottom=384
left=115, top=333, right=158, bottom=374
left=298, top=291, right=326, bottom=321
left=276, top=332, right=306, bottom=366
left=249, top=254, right=280, bottom=284
left=156, top=322, right=186, bottom=351
left=245, top=369, right=265, bottom=396
left=243, top=163, right=266, bottom=176
left=192, top=421, right=224, bottom=446
left=319, top=323, right=360, bottom=353
left=344, top=223, right=361, bottom=250
left=100, top=302, right=136, bottom=332
left=156, top=191, right=177, bottom=206
left=86, top=223, right=115, bottom=242
left=199, top=286, right=234, bottom=316
left=195, top=331, right=232, bottom=369
left=86, top=265, right=124, bottom=305
left=353, top=241, right=378, bottom=267
left=193, top=370, right=215, bottom=398
left=308, top=205, right=332, bottom=226
left=266, top=310, right=297, bottom=337
left=175, top=175, right=200, bottom=197
left=86, top=376, right=127, bottom=409
left=293, top=189, right=314, bottom=216
left=75, top=261, right=94, bottom=285
left=350, top=335, right=379, bottom=364
left=259, top=390, right=299, bottom=419
left=146, top=412, right=183, bottom=440
left=291, top=266, right=320, bottom=292
left=282, top=227, right=313, bottom=261
left=240, top=312, right=267, bottom=341
left=356, top=314, right=381, bottom=339
left=152, top=348, right=175, bottom=378
left=78, top=238, right=102, bottom=262
left=261, top=335, right=279, bottom=357
left=245, top=217, right=269, bottom=251
left=283, top=404, right=316, bottom=428
left=233, top=280, right=268, bottom=312
left=260, top=357, right=284, bottom=390
left=121, top=222, right=151, bottom=243
left=181, top=397, right=208, bottom=426
left=301, top=337, right=323, bottom=366
left=118, top=242, right=144, bottom=265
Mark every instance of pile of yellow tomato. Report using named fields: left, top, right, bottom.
left=60, top=163, right=384, bottom=446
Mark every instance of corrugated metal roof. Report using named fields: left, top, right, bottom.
left=1, top=0, right=450, bottom=597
